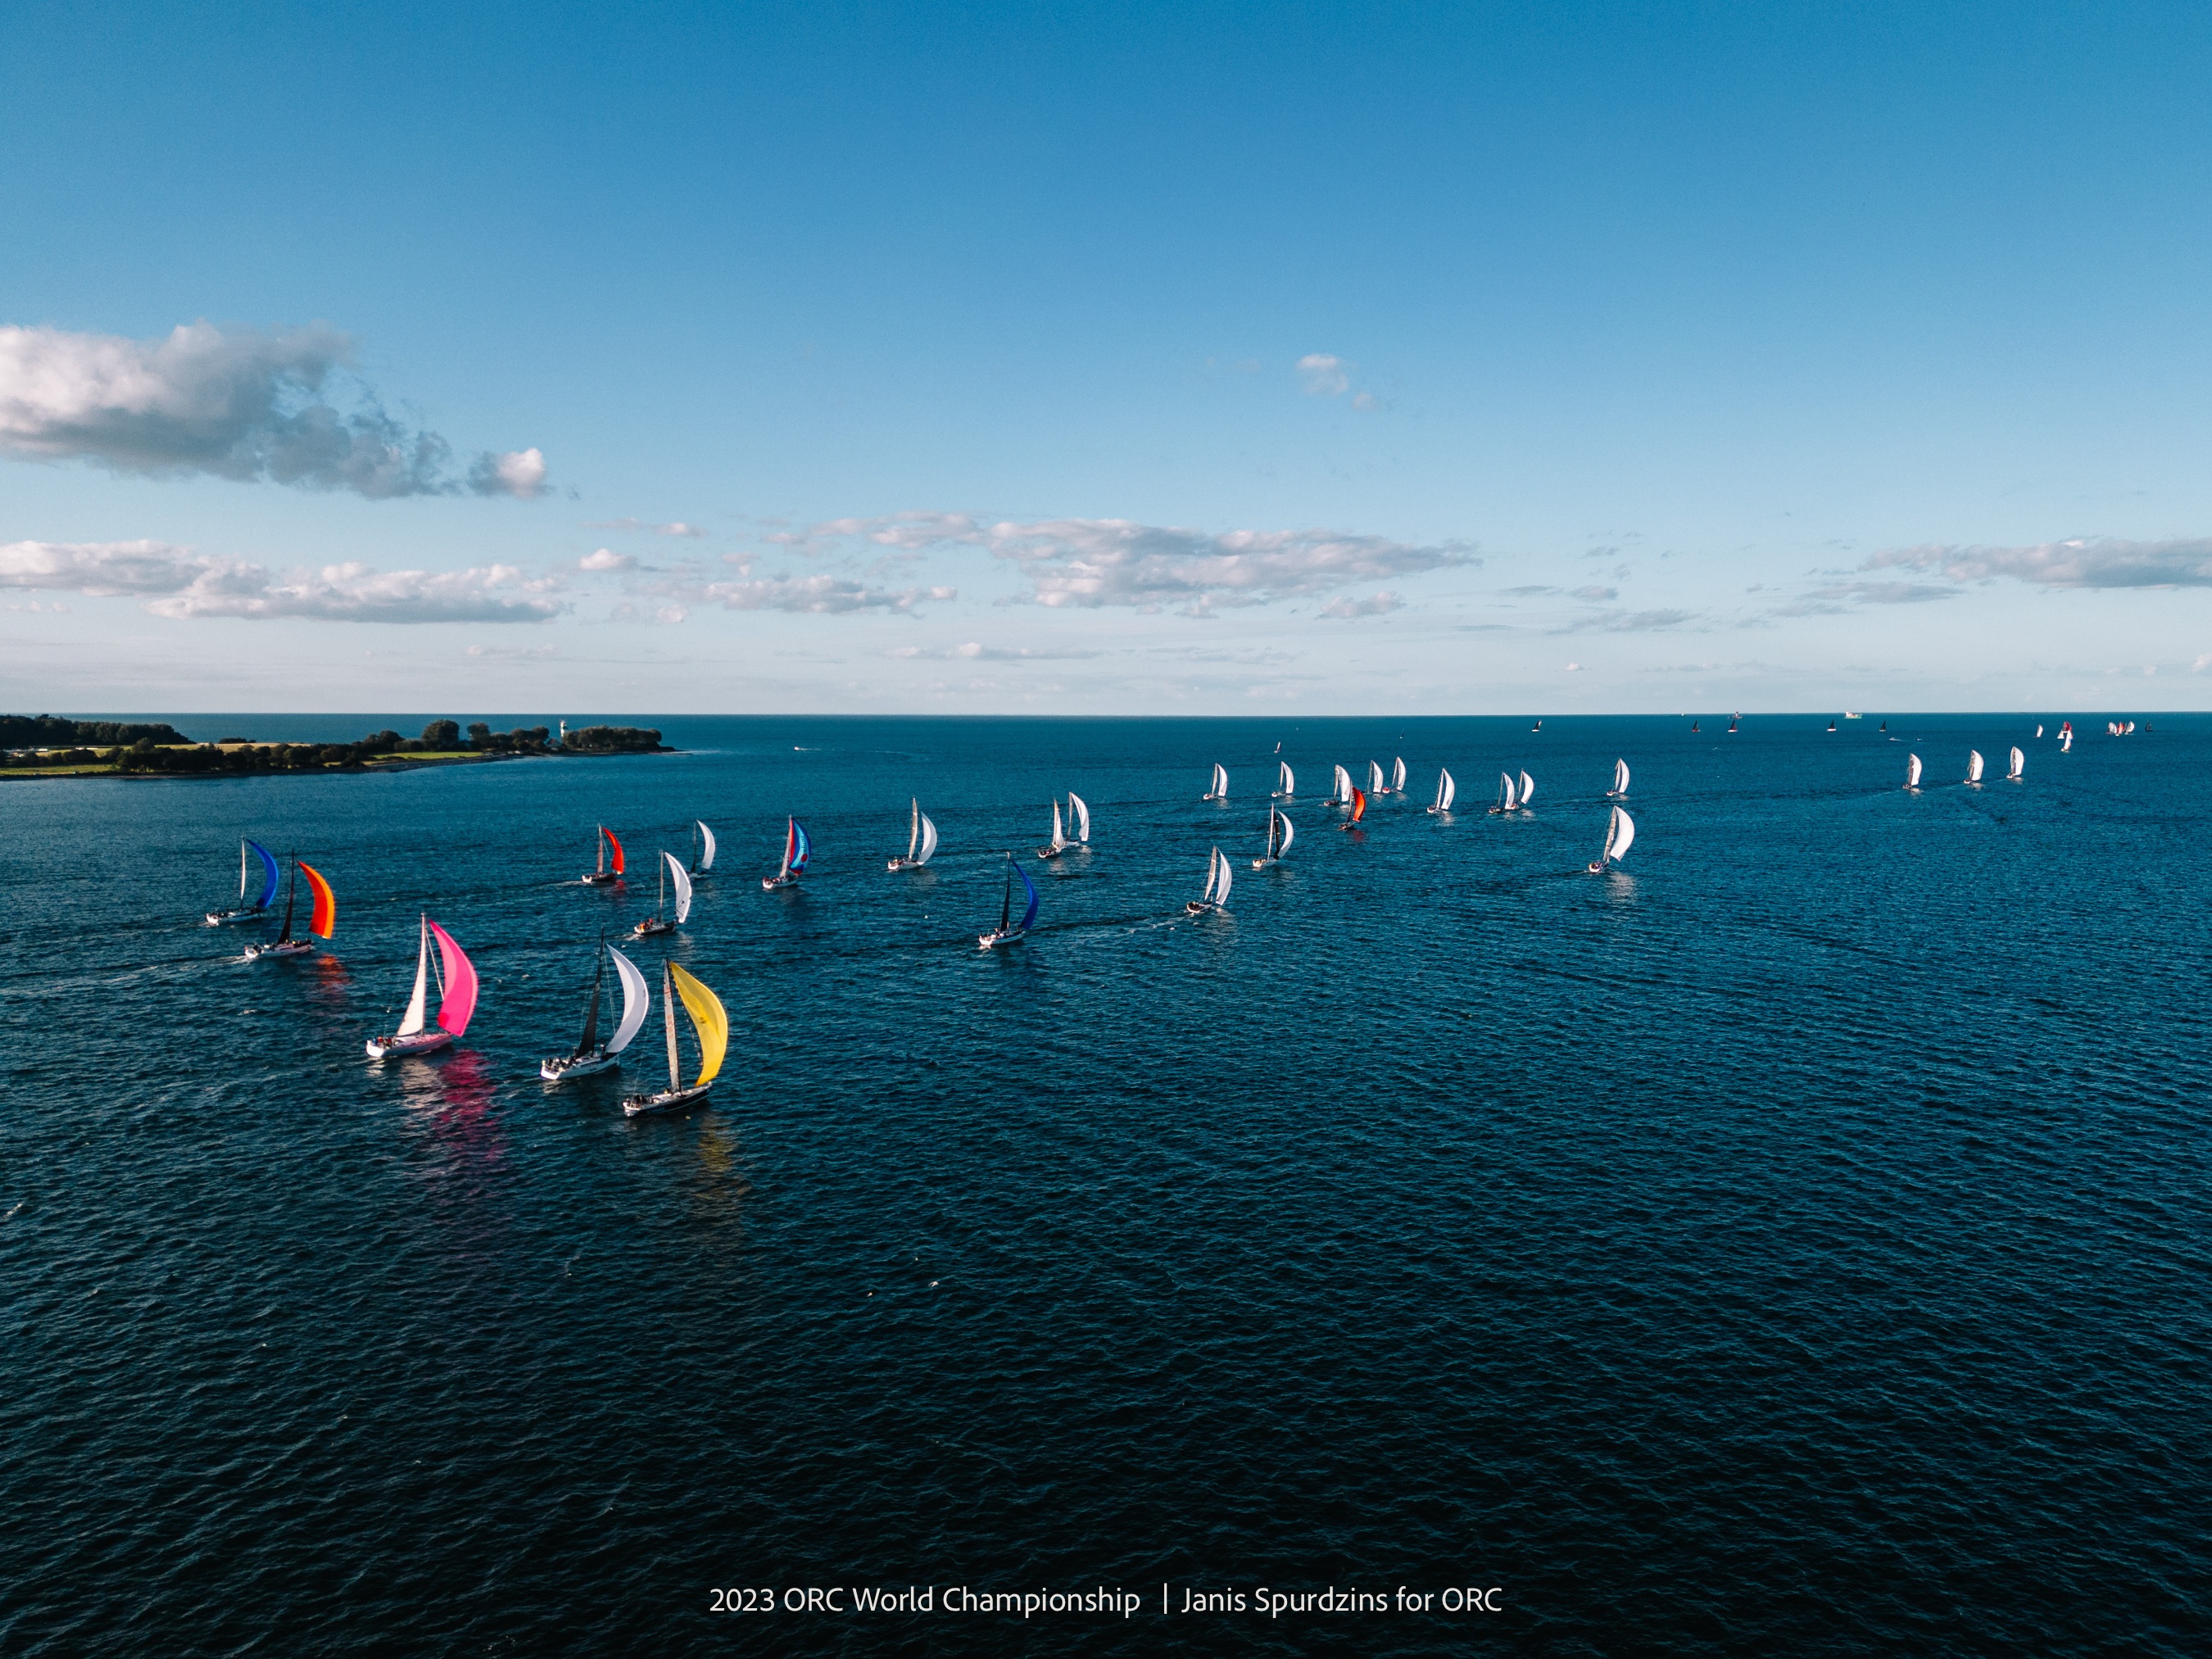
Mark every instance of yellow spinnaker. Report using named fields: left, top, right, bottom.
left=668, top=962, right=728, bottom=1087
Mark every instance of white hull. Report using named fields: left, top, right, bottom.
left=886, top=856, right=927, bottom=871
left=542, top=1047, right=619, bottom=1081
left=761, top=873, right=800, bottom=890
left=1250, top=856, right=1281, bottom=870
left=205, top=906, right=268, bottom=927
left=623, top=1082, right=711, bottom=1117
left=1184, top=900, right=1225, bottom=915
left=977, top=927, right=1027, bottom=949
left=366, top=1029, right=453, bottom=1061
left=1586, top=859, right=1611, bottom=874
left=1425, top=806, right=1452, bottom=816
left=631, top=918, right=673, bottom=938
left=1035, top=844, right=1067, bottom=860
left=244, top=939, right=315, bottom=960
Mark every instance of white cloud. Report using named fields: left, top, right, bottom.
left=0, top=537, right=562, bottom=622
left=696, top=573, right=956, bottom=614
left=773, top=512, right=1471, bottom=613
left=579, top=547, right=634, bottom=571
left=469, top=446, right=548, bottom=498
left=0, top=322, right=543, bottom=500
left=1297, top=353, right=1351, bottom=396
left=2195, top=653, right=2212, bottom=673
left=1565, top=660, right=1582, bottom=671
left=1351, top=391, right=1380, bottom=411
left=1770, top=580, right=1957, bottom=616
left=1866, top=536, right=2212, bottom=588
left=585, top=517, right=707, bottom=537
left=1553, top=608, right=1697, bottom=633
left=1319, top=591, right=1403, bottom=619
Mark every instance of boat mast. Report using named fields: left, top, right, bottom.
left=1000, top=857, right=1013, bottom=932
left=238, top=840, right=249, bottom=904
left=578, top=939, right=605, bottom=1055
left=662, top=961, right=680, bottom=1090
left=279, top=857, right=298, bottom=941
left=909, top=799, right=920, bottom=860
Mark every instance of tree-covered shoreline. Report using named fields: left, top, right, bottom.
left=1, top=717, right=670, bottom=777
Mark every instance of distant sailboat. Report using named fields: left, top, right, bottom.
left=978, top=853, right=1040, bottom=948
left=1186, top=846, right=1233, bottom=914
left=622, top=962, right=727, bottom=1117
left=1965, top=750, right=1986, bottom=786
left=1904, top=753, right=1924, bottom=791
left=1518, top=769, right=1536, bottom=809
left=1389, top=756, right=1407, bottom=794
left=542, top=940, right=651, bottom=1081
left=1367, top=759, right=1386, bottom=796
left=1272, top=760, right=1295, bottom=798
left=1330, top=764, right=1354, bottom=807
left=888, top=798, right=939, bottom=871
left=1067, top=791, right=1091, bottom=847
left=1587, top=805, right=1635, bottom=873
left=1531, top=719, right=1543, bottom=732
left=1203, top=763, right=1229, bottom=802
left=365, top=914, right=477, bottom=1059
left=1728, top=713, right=1739, bottom=734
left=1691, top=721, right=1700, bottom=732
left=1827, top=719, right=1837, bottom=732
left=244, top=857, right=334, bottom=960
left=583, top=824, right=625, bottom=886
left=2035, top=724, right=2044, bottom=739
left=632, top=851, right=692, bottom=937
left=1426, top=767, right=1456, bottom=814
left=2060, top=723, right=2074, bottom=753
left=762, top=818, right=811, bottom=889
left=1036, top=798, right=1071, bottom=860
left=206, top=837, right=281, bottom=926
left=1252, top=807, right=1296, bottom=868
left=690, top=820, right=717, bottom=874
left=1607, top=758, right=1630, bottom=799
left=1489, top=772, right=1520, bottom=815
left=2006, top=746, right=2024, bottom=782
left=1339, top=786, right=1367, bottom=830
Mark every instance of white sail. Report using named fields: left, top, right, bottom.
left=1068, top=791, right=1090, bottom=842
left=2008, top=746, right=2024, bottom=780
left=1209, top=763, right=1229, bottom=799
left=2035, top=724, right=2044, bottom=737
left=1333, top=764, right=1353, bottom=803
left=1277, top=760, right=1294, bottom=796
left=1612, top=758, right=1630, bottom=796
left=1967, top=750, right=1985, bottom=782
left=1435, top=768, right=1455, bottom=810
left=1906, top=753, right=1924, bottom=788
left=917, top=811, right=938, bottom=863
left=1205, top=846, right=1231, bottom=907
left=606, top=945, right=650, bottom=1054
left=397, top=916, right=430, bottom=1036
left=1368, top=760, right=1385, bottom=793
left=1049, top=799, right=1066, bottom=849
left=1519, top=769, right=1536, bottom=806
left=1276, top=811, right=1294, bottom=856
left=1498, top=771, right=1517, bottom=809
left=696, top=821, right=717, bottom=870
left=907, top=798, right=921, bottom=859
left=2060, top=731, right=2073, bottom=752
left=1605, top=805, right=1635, bottom=863
left=1390, top=756, right=1407, bottom=791
left=666, top=851, right=693, bottom=924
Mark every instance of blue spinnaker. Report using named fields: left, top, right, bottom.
left=791, top=820, right=812, bottom=873
left=1017, top=861, right=1039, bottom=931
left=247, top=839, right=281, bottom=909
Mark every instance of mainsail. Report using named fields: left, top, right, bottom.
left=694, top=821, right=717, bottom=872
left=607, top=945, right=650, bottom=1053
left=1067, top=791, right=1090, bottom=842
left=2007, top=746, right=2025, bottom=781
left=1432, top=768, right=1455, bottom=811
left=1332, top=764, right=1353, bottom=805
left=664, top=851, right=694, bottom=923
left=1390, top=757, right=1407, bottom=792
left=1906, top=753, right=1924, bottom=789
left=1611, top=758, right=1630, bottom=796
left=1518, top=770, right=1536, bottom=807
left=1276, top=761, right=1294, bottom=797
left=1604, top=805, right=1635, bottom=863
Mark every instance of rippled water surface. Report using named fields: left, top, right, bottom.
left=3, top=714, right=2207, bottom=1656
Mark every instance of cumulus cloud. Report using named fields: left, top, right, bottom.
left=0, top=322, right=542, bottom=500
left=0, top=537, right=561, bottom=622
left=893, top=641, right=1101, bottom=661
left=772, top=511, right=1471, bottom=613
left=586, top=517, right=707, bottom=537
left=1552, top=607, right=1696, bottom=633
left=1866, top=536, right=2212, bottom=589
left=1297, top=353, right=1351, bottom=395
left=1319, top=591, right=1402, bottom=619
left=579, top=547, right=634, bottom=571
left=697, top=573, right=955, bottom=614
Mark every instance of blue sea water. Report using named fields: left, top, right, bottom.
left=2, top=714, right=2206, bottom=1656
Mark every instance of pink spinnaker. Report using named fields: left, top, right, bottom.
left=428, top=919, right=478, bottom=1036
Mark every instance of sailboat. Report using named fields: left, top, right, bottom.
left=244, top=857, right=334, bottom=960
left=2060, top=723, right=2074, bottom=753
left=1965, top=750, right=1985, bottom=786
left=1691, top=721, right=1700, bottom=732
left=1489, top=772, right=1521, bottom=815
left=762, top=818, right=811, bottom=889
left=1517, top=770, right=1537, bottom=809
left=1607, top=758, right=1630, bottom=799
left=1203, top=763, right=1229, bottom=802
left=2006, top=746, right=2025, bottom=782
left=690, top=820, right=718, bottom=875
left=1185, top=846, right=1232, bottom=914
left=1728, top=714, right=1739, bottom=734
left=1036, top=797, right=1072, bottom=859
left=365, top=914, right=477, bottom=1059
left=1252, top=807, right=1296, bottom=868
left=887, top=798, right=939, bottom=871
left=1531, top=719, right=1543, bottom=732
left=978, top=853, right=1039, bottom=948
left=1587, top=805, right=1635, bottom=873
left=583, top=825, right=625, bottom=886
left=1827, top=719, right=1837, bottom=732
left=1339, top=786, right=1367, bottom=830
left=1330, top=764, right=1354, bottom=807
left=206, top=838, right=281, bottom=926
left=1067, top=791, right=1091, bottom=849
left=1367, top=759, right=1387, bottom=796
left=1272, top=760, right=1295, bottom=799
left=632, top=851, right=692, bottom=937
left=1389, top=756, right=1407, bottom=794
left=621, top=961, right=727, bottom=1117
left=2035, top=724, right=2044, bottom=738
left=541, top=939, right=650, bottom=1081
left=1426, top=768, right=1456, bottom=814
left=1904, top=753, right=1924, bottom=791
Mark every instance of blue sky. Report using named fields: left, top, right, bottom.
left=5, top=0, right=2211, bottom=713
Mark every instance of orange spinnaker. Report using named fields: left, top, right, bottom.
left=604, top=827, right=626, bottom=875
left=1349, top=787, right=1367, bottom=823
left=299, top=860, right=337, bottom=939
